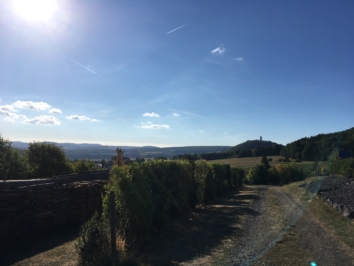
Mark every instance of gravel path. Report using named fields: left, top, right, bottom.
left=227, top=186, right=354, bottom=266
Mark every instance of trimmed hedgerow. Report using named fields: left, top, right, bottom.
left=78, top=160, right=244, bottom=263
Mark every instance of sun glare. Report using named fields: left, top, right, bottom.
left=12, top=0, right=57, bottom=21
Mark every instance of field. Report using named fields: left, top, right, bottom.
left=207, top=156, right=315, bottom=171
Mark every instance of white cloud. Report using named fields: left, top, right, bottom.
left=49, top=108, right=62, bottom=114
left=173, top=113, right=180, bottom=117
left=138, top=122, right=170, bottom=129
left=211, top=45, right=226, bottom=55
left=234, top=57, right=244, bottom=62
left=0, top=105, right=16, bottom=112
left=198, top=130, right=205, bottom=133
left=66, top=115, right=98, bottom=122
left=23, top=115, right=60, bottom=125
left=4, top=117, right=15, bottom=123
left=13, top=101, right=51, bottom=111
left=142, top=112, right=160, bottom=117
left=0, top=101, right=63, bottom=124
left=0, top=109, right=15, bottom=117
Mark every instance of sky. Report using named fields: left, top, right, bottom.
left=1, top=0, right=354, bottom=147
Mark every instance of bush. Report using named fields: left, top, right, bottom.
left=246, top=165, right=268, bottom=185
left=267, top=167, right=280, bottom=185
left=275, top=163, right=305, bottom=184
left=72, top=159, right=96, bottom=173
left=330, top=158, right=354, bottom=177
left=76, top=213, right=110, bottom=266
left=194, top=160, right=214, bottom=203
left=231, top=167, right=244, bottom=188
left=103, top=164, right=153, bottom=245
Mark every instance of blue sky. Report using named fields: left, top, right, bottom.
left=1, top=0, right=354, bottom=147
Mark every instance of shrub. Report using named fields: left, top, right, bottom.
left=194, top=160, right=214, bottom=203
left=246, top=165, right=268, bottom=185
left=72, top=159, right=96, bottom=173
left=103, top=164, right=153, bottom=245
left=330, top=158, right=354, bottom=177
left=76, top=213, right=110, bottom=266
left=275, top=163, right=305, bottom=184
left=211, top=163, right=228, bottom=196
left=267, top=167, right=280, bottom=185
left=231, top=167, right=245, bottom=188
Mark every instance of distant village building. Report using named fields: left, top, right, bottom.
left=260, top=136, right=262, bottom=141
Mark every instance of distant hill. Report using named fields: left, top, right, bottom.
left=281, top=127, right=354, bottom=161
left=11, top=141, right=231, bottom=160
left=228, top=140, right=283, bottom=154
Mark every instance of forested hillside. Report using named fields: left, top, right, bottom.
left=281, top=127, right=354, bottom=161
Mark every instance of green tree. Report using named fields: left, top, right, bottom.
left=261, top=155, right=271, bottom=169
left=115, top=148, right=124, bottom=166
left=0, top=135, right=30, bottom=180
left=72, top=159, right=96, bottom=173
left=26, top=142, right=72, bottom=178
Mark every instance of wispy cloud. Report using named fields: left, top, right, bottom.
left=211, top=44, right=226, bottom=55
left=23, top=115, right=60, bottom=125
left=166, top=24, right=188, bottom=34
left=137, top=122, right=170, bottom=129
left=66, top=115, right=99, bottom=122
left=173, top=113, right=180, bottom=117
left=13, top=101, right=51, bottom=111
left=234, top=57, right=244, bottom=62
left=49, top=108, right=62, bottom=114
left=198, top=130, right=205, bottom=133
left=142, top=112, right=160, bottom=118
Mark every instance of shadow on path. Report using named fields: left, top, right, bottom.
left=0, top=225, right=80, bottom=266
left=139, top=187, right=260, bottom=265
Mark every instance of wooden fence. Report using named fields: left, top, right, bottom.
left=0, top=170, right=109, bottom=245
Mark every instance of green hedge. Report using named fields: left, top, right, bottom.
left=102, top=160, right=243, bottom=243
left=78, top=160, right=244, bottom=263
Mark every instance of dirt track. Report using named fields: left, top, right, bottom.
left=228, top=186, right=354, bottom=266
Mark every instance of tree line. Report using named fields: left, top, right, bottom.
left=0, top=135, right=97, bottom=180
left=280, top=127, right=354, bottom=161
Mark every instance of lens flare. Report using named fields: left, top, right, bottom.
left=12, top=0, right=57, bottom=21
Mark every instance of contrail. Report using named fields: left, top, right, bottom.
left=166, top=24, right=188, bottom=34
left=63, top=56, right=97, bottom=74
left=6, top=23, right=97, bottom=75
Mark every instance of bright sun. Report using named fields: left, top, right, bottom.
left=12, top=0, right=57, bottom=21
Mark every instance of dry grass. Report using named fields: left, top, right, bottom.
left=254, top=177, right=354, bottom=265
left=12, top=240, right=78, bottom=266
left=207, top=156, right=313, bottom=170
